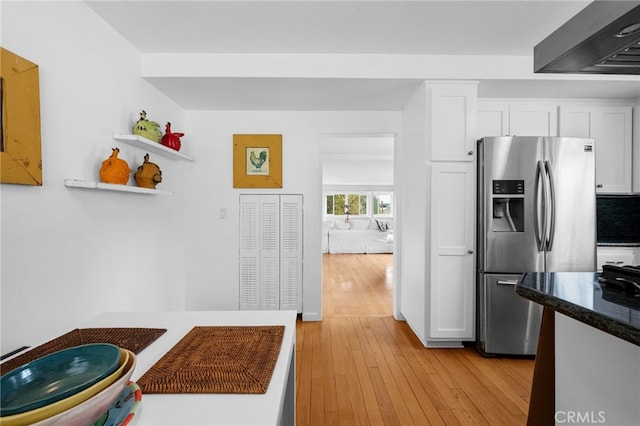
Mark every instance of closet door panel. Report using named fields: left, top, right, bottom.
left=239, top=195, right=260, bottom=309
left=259, top=196, right=280, bottom=309
left=280, top=195, right=303, bottom=311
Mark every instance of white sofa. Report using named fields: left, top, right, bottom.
left=322, top=218, right=394, bottom=254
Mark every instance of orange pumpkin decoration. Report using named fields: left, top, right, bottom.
left=99, top=147, right=130, bottom=185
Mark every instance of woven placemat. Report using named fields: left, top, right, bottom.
left=0, top=327, right=166, bottom=375
left=137, top=325, right=284, bottom=394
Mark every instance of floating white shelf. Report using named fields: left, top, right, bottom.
left=112, top=133, right=193, bottom=161
left=65, top=179, right=172, bottom=195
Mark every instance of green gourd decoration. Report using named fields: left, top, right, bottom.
left=132, top=110, right=162, bottom=142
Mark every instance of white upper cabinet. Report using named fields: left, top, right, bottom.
left=478, top=101, right=633, bottom=193
left=477, top=101, right=509, bottom=138
left=477, top=101, right=558, bottom=138
left=428, top=83, right=478, bottom=162
left=560, top=106, right=632, bottom=193
left=508, top=103, right=558, bottom=137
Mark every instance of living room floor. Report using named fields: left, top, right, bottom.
left=295, top=253, right=534, bottom=425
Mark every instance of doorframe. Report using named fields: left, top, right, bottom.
left=319, top=132, right=401, bottom=319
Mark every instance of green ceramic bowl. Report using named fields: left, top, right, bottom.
left=0, top=343, right=120, bottom=416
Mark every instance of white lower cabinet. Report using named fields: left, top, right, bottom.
left=239, top=194, right=303, bottom=311
left=597, top=247, right=639, bottom=272
left=427, top=163, right=475, bottom=344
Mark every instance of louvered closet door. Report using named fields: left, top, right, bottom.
left=239, top=194, right=302, bottom=311
left=239, top=195, right=260, bottom=309
left=239, top=195, right=280, bottom=310
left=259, top=195, right=280, bottom=309
left=280, top=195, right=302, bottom=311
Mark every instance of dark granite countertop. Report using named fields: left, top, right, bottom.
left=516, top=272, right=640, bottom=346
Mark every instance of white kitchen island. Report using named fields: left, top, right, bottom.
left=82, top=310, right=297, bottom=426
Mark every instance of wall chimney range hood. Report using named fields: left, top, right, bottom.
left=534, top=1, right=640, bottom=75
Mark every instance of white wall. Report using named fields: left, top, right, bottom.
left=322, top=157, right=393, bottom=186
left=321, top=135, right=394, bottom=187
left=397, top=84, right=429, bottom=341
left=182, top=111, right=401, bottom=320
left=1, top=1, right=186, bottom=353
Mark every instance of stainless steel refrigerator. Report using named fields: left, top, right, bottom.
left=477, top=136, right=596, bottom=356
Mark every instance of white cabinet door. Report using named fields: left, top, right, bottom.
left=560, top=106, right=632, bottom=193
left=239, top=194, right=303, bottom=311
left=509, top=103, right=558, bottom=137
left=593, top=108, right=632, bottom=193
left=428, top=163, right=475, bottom=341
left=428, top=83, right=477, bottom=162
left=477, top=101, right=509, bottom=138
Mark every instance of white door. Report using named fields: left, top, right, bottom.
left=429, top=163, right=475, bottom=340
left=258, top=195, right=281, bottom=309
left=239, top=194, right=261, bottom=310
left=239, top=194, right=302, bottom=311
left=280, top=195, right=303, bottom=311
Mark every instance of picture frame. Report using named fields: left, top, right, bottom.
left=1, top=47, right=42, bottom=186
left=233, top=134, right=282, bottom=188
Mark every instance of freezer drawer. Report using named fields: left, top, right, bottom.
left=478, top=273, right=542, bottom=356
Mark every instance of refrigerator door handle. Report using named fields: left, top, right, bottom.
left=544, top=160, right=556, bottom=251
left=496, top=280, right=519, bottom=286
left=534, top=160, right=546, bottom=252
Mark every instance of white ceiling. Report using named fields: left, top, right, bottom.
left=86, top=0, right=640, bottom=110
left=87, top=0, right=589, bottom=56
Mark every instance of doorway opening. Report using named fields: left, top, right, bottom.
left=320, top=133, right=396, bottom=318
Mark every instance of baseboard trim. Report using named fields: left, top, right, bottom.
left=426, top=340, right=463, bottom=348
left=302, top=312, right=322, bottom=321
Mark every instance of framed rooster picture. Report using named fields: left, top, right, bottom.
left=233, top=134, right=282, bottom=188
left=246, top=147, right=269, bottom=175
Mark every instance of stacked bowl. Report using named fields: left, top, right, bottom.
left=0, top=344, right=136, bottom=426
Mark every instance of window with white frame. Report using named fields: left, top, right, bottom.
left=372, top=192, right=392, bottom=216
left=324, top=192, right=392, bottom=217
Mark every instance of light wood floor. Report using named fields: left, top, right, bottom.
left=295, top=253, right=534, bottom=425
